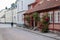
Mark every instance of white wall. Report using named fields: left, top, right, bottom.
left=0, top=18, right=5, bottom=23
left=0, top=9, right=7, bottom=23
left=17, top=11, right=26, bottom=24
left=17, top=0, right=35, bottom=12
left=12, top=8, right=17, bottom=23
left=0, top=9, right=6, bottom=17
left=5, top=8, right=17, bottom=23
left=5, top=9, right=12, bottom=23
left=17, top=0, right=35, bottom=25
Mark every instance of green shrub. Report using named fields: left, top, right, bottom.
left=33, top=12, right=40, bottom=22
left=26, top=16, right=30, bottom=23
left=41, top=14, right=50, bottom=33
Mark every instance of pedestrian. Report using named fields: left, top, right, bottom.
left=11, top=22, right=13, bottom=28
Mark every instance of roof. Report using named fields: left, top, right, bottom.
left=28, top=0, right=40, bottom=6
left=25, top=0, right=60, bottom=14
left=28, top=2, right=37, bottom=6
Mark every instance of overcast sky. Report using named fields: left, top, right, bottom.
left=0, top=0, right=16, bottom=11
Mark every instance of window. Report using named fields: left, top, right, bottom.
left=54, top=11, right=58, bottom=23
left=21, top=1, right=23, bottom=10
left=48, top=10, right=60, bottom=23
left=40, top=13, right=43, bottom=18
left=48, top=11, right=53, bottom=23
left=51, top=14, right=53, bottom=22
left=58, top=12, right=60, bottom=23
left=28, top=5, right=32, bottom=10
left=54, top=10, right=60, bottom=23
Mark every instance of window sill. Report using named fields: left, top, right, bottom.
left=50, top=22, right=60, bottom=24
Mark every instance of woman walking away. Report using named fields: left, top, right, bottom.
left=11, top=22, right=13, bottom=28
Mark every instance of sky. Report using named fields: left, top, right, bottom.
left=0, top=0, right=16, bottom=11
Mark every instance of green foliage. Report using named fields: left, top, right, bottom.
left=33, top=12, right=40, bottom=22
left=42, top=24, right=49, bottom=33
left=41, top=13, right=50, bottom=33
left=26, top=16, right=30, bottom=23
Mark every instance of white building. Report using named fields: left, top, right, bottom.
left=5, top=8, right=12, bottom=23
left=16, top=0, right=35, bottom=26
left=0, top=1, right=17, bottom=24
left=11, top=8, right=17, bottom=23
left=5, top=3, right=17, bottom=24
left=0, top=9, right=7, bottom=23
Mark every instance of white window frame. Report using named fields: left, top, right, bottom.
left=54, top=11, right=59, bottom=23
left=54, top=10, right=60, bottom=23
left=48, top=11, right=53, bottom=23
left=58, top=12, right=60, bottom=23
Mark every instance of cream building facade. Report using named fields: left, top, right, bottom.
left=0, top=9, right=7, bottom=23
left=0, top=2, right=17, bottom=24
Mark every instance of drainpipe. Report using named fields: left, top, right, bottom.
left=53, top=10, right=54, bottom=31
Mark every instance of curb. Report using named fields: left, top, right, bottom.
left=16, top=27, right=60, bottom=40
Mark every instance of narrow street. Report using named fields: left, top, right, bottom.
left=0, top=24, right=56, bottom=40
left=0, top=0, right=60, bottom=40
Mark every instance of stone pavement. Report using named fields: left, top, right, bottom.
left=16, top=27, right=60, bottom=40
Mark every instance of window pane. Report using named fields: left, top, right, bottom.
left=58, top=12, right=60, bottom=23
left=48, top=11, right=53, bottom=23
left=54, top=11, right=59, bottom=23
left=40, top=13, right=43, bottom=18
left=51, top=14, right=53, bottom=22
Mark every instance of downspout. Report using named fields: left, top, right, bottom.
left=53, top=10, right=54, bottom=31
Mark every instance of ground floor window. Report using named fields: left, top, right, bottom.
left=58, top=12, right=60, bottom=22
left=48, top=10, right=60, bottom=23
left=54, top=10, right=60, bottom=23
left=54, top=11, right=58, bottom=23
left=40, top=13, right=44, bottom=18
left=48, top=11, right=53, bottom=23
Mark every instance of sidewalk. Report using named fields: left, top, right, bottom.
left=16, top=27, right=60, bottom=40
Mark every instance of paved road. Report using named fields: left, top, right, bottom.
left=0, top=28, right=56, bottom=40
left=0, top=24, right=16, bottom=28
